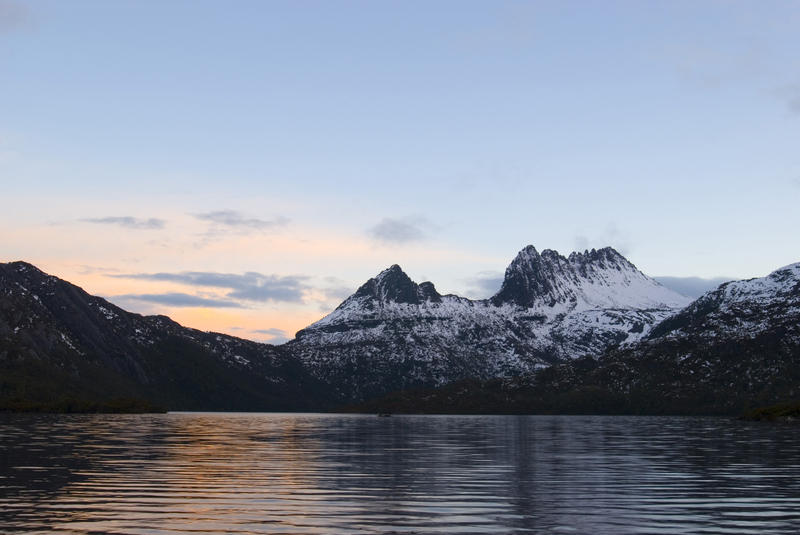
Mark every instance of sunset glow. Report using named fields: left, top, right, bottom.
left=2, top=0, right=798, bottom=341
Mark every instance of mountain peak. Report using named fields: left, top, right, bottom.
left=4, top=261, right=44, bottom=275
left=352, top=264, right=441, bottom=305
left=490, top=245, right=567, bottom=307
left=491, top=245, right=687, bottom=309
left=569, top=246, right=627, bottom=264
left=1, top=261, right=56, bottom=288
left=376, top=264, right=405, bottom=279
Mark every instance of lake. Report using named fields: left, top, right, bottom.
left=2, top=413, right=799, bottom=534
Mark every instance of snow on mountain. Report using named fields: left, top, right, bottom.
left=491, top=246, right=687, bottom=310
left=292, top=246, right=691, bottom=401
left=544, top=261, right=800, bottom=414
left=648, top=262, right=800, bottom=341
left=712, top=262, right=800, bottom=308
left=5, top=255, right=797, bottom=411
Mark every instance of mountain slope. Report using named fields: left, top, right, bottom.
left=356, top=262, right=800, bottom=415
left=599, top=261, right=800, bottom=411
left=4, top=255, right=796, bottom=414
left=292, top=246, right=690, bottom=401
left=492, top=246, right=686, bottom=310
left=0, top=261, right=333, bottom=411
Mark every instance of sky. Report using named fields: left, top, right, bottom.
left=1, top=0, right=798, bottom=343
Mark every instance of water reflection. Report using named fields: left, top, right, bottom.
left=2, top=413, right=800, bottom=533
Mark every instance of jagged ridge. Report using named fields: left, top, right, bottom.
left=2, top=254, right=798, bottom=412
left=354, top=262, right=800, bottom=415
left=292, top=246, right=690, bottom=401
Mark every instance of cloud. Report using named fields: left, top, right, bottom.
left=110, top=270, right=310, bottom=303
left=113, top=292, right=245, bottom=308
left=573, top=222, right=631, bottom=256
left=574, top=235, right=590, bottom=252
left=77, top=265, right=121, bottom=275
left=462, top=270, right=504, bottom=299
left=368, top=216, right=432, bottom=245
left=671, top=36, right=766, bottom=90
left=308, top=277, right=356, bottom=315
left=778, top=85, right=800, bottom=114
left=193, top=210, right=289, bottom=230
left=252, top=327, right=290, bottom=344
left=320, top=276, right=354, bottom=301
left=654, top=276, right=733, bottom=298
left=191, top=210, right=290, bottom=247
left=0, top=0, right=28, bottom=33
left=254, top=328, right=286, bottom=336
left=790, top=94, right=800, bottom=114
left=81, top=216, right=166, bottom=230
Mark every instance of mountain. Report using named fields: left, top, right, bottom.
left=491, top=246, right=686, bottom=309
left=354, top=262, right=800, bottom=415
left=0, top=261, right=333, bottom=411
left=595, top=261, right=800, bottom=412
left=291, top=246, right=690, bottom=401
left=3, top=253, right=797, bottom=414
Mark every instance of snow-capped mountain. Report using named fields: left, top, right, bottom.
left=3, top=255, right=798, bottom=413
left=353, top=262, right=800, bottom=415
left=492, top=246, right=687, bottom=310
left=292, top=246, right=691, bottom=401
left=648, top=262, right=800, bottom=341
left=540, top=261, right=800, bottom=413
left=0, top=261, right=333, bottom=411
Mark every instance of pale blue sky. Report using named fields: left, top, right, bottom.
left=1, top=0, right=798, bottom=339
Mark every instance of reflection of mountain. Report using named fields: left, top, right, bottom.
left=0, top=413, right=169, bottom=529
left=3, top=414, right=800, bottom=533
left=0, top=261, right=333, bottom=410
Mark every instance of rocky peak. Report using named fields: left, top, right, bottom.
left=418, top=281, right=443, bottom=303
left=352, top=264, right=441, bottom=305
left=490, top=245, right=683, bottom=310
left=490, top=246, right=566, bottom=307
left=568, top=247, right=631, bottom=275
left=8, top=260, right=36, bottom=270
left=1, top=261, right=57, bottom=292
left=3, top=261, right=46, bottom=279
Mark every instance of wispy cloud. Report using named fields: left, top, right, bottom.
left=775, top=84, right=800, bottom=114
left=77, top=265, right=122, bottom=275
left=654, top=276, right=733, bottom=298
left=193, top=210, right=289, bottom=230
left=113, top=292, right=245, bottom=308
left=0, top=0, right=28, bottom=33
left=671, top=39, right=766, bottom=89
left=81, top=216, right=166, bottom=230
left=368, top=216, right=433, bottom=245
left=252, top=327, right=290, bottom=344
left=320, top=276, right=354, bottom=301
left=254, top=328, right=286, bottom=336
left=789, top=87, right=800, bottom=114
left=309, top=276, right=356, bottom=314
left=574, top=222, right=631, bottom=256
left=462, top=270, right=504, bottom=299
left=110, top=271, right=310, bottom=303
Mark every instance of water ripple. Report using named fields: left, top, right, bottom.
left=2, top=414, right=800, bottom=533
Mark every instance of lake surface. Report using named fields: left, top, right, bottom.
left=2, top=413, right=800, bottom=534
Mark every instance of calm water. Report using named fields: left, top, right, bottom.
left=2, top=413, right=800, bottom=534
